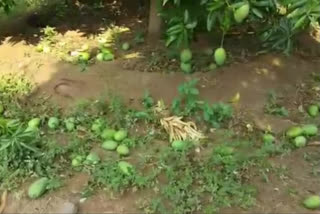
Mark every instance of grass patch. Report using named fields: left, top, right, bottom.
left=0, top=73, right=311, bottom=213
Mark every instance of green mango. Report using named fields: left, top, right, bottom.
left=116, top=145, right=130, bottom=156
left=102, top=140, right=118, bottom=151
left=303, top=195, right=320, bottom=210
left=28, top=177, right=49, bottom=199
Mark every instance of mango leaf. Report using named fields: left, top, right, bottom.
left=292, top=15, right=307, bottom=30
left=252, top=7, right=264, bottom=19
left=186, top=21, right=197, bottom=29
left=174, top=0, right=180, bottom=6
left=184, top=10, right=189, bottom=23
left=162, top=0, right=170, bottom=6
left=207, top=0, right=225, bottom=12
left=230, top=1, right=247, bottom=10
left=220, top=10, right=232, bottom=33
left=167, top=24, right=183, bottom=35
left=201, top=0, right=208, bottom=5
left=287, top=8, right=304, bottom=19
left=207, top=12, right=217, bottom=31
left=287, top=0, right=308, bottom=10
left=165, top=35, right=177, bottom=47
left=251, top=0, right=271, bottom=7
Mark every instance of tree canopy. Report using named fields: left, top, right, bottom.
left=0, top=0, right=15, bottom=13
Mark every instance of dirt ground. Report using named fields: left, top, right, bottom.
left=1, top=3, right=320, bottom=213
left=1, top=37, right=320, bottom=214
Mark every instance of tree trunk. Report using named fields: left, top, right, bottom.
left=147, top=0, right=162, bottom=40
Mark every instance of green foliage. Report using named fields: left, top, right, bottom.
left=89, top=160, right=157, bottom=193
left=42, top=26, right=58, bottom=42
left=171, top=79, right=200, bottom=115
left=0, top=0, right=15, bottom=13
left=260, top=18, right=295, bottom=55
left=146, top=143, right=257, bottom=214
left=142, top=91, right=154, bottom=109
left=108, top=94, right=127, bottom=127
left=0, top=126, right=67, bottom=190
left=0, top=125, right=39, bottom=164
left=164, top=10, right=198, bottom=48
left=202, top=102, right=233, bottom=128
left=171, top=79, right=233, bottom=128
left=0, top=73, right=33, bottom=101
left=160, top=0, right=320, bottom=53
left=264, top=90, right=289, bottom=117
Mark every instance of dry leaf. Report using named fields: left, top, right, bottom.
left=230, top=92, right=240, bottom=103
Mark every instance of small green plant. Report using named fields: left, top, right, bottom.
left=142, top=90, right=154, bottom=109
left=264, top=91, right=289, bottom=117
left=171, top=80, right=233, bottom=127
left=147, top=142, right=258, bottom=214
left=0, top=73, right=33, bottom=101
left=171, top=79, right=201, bottom=115
left=0, top=125, right=39, bottom=154
left=89, top=160, right=156, bottom=193
left=260, top=18, right=295, bottom=55
left=202, top=101, right=233, bottom=128
left=42, top=26, right=58, bottom=41
left=108, top=94, right=128, bottom=127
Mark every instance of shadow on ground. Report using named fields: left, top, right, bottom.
left=0, top=0, right=147, bottom=45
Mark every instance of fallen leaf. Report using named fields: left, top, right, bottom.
left=230, top=92, right=240, bottom=103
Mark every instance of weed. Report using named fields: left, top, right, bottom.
left=142, top=91, right=154, bottom=109
left=106, top=94, right=129, bottom=128
left=171, top=79, right=201, bottom=115
left=0, top=73, right=33, bottom=101
left=0, top=132, right=68, bottom=190
left=0, top=74, right=69, bottom=190
left=67, top=136, right=92, bottom=158
left=139, top=198, right=168, bottom=214
left=171, top=79, right=233, bottom=128
left=97, top=25, right=129, bottom=48
left=202, top=101, right=233, bottom=128
left=303, top=151, right=320, bottom=177
left=257, top=141, right=288, bottom=157
left=40, top=26, right=58, bottom=46
left=89, top=160, right=156, bottom=193
left=143, top=142, right=259, bottom=214
left=0, top=71, right=302, bottom=213
left=264, top=90, right=289, bottom=117
left=0, top=125, right=40, bottom=168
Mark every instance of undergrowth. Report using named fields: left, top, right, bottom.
left=0, top=73, right=302, bottom=213
left=172, top=79, right=233, bottom=128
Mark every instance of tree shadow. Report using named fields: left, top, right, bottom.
left=0, top=0, right=147, bottom=46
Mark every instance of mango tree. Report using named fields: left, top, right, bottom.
left=0, top=0, right=15, bottom=12
left=157, top=0, right=320, bottom=53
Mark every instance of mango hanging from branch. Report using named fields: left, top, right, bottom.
left=234, top=3, right=250, bottom=23
left=214, top=48, right=226, bottom=66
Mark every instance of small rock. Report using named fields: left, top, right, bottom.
left=55, top=202, right=78, bottom=214
left=79, top=198, right=87, bottom=203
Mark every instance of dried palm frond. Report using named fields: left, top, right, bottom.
left=0, top=190, right=7, bottom=214
left=160, top=116, right=205, bottom=142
